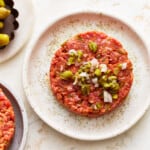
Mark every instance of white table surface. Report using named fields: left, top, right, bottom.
left=0, top=0, right=150, bottom=149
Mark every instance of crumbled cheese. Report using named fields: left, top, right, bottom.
left=121, top=62, right=127, bottom=70
left=79, top=72, right=89, bottom=79
left=68, top=49, right=77, bottom=55
left=100, top=64, right=107, bottom=72
left=103, top=90, right=112, bottom=103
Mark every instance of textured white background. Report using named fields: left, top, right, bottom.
left=0, top=0, right=150, bottom=150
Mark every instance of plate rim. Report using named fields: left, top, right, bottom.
left=0, top=81, right=28, bottom=149
left=22, top=10, right=150, bottom=141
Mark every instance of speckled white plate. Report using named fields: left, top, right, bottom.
left=23, top=11, right=150, bottom=140
left=0, top=0, right=34, bottom=63
left=0, top=82, right=28, bottom=150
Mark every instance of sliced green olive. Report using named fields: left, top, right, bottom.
left=60, top=70, right=73, bottom=80
left=101, top=75, right=107, bottom=82
left=88, top=41, right=98, bottom=52
left=67, top=57, right=75, bottom=66
left=81, top=84, right=90, bottom=95
left=103, top=83, right=111, bottom=89
left=108, top=75, right=117, bottom=81
left=0, top=34, right=10, bottom=46
left=77, top=50, right=83, bottom=62
left=0, top=7, right=11, bottom=19
left=94, top=68, right=101, bottom=77
left=110, top=82, right=120, bottom=91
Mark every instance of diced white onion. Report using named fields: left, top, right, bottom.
left=121, top=62, right=127, bottom=70
left=79, top=72, right=89, bottom=79
left=100, top=64, right=107, bottom=72
left=92, top=78, right=98, bottom=84
left=68, top=49, right=77, bottom=55
left=103, top=90, right=112, bottom=103
left=90, top=58, right=99, bottom=68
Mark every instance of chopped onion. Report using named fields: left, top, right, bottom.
left=79, top=72, right=89, bottom=79
left=103, top=90, right=112, bottom=103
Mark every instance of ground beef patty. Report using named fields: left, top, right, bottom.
left=50, top=31, right=133, bottom=117
left=0, top=88, right=15, bottom=150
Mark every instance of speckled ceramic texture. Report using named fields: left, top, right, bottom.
left=23, top=12, right=150, bottom=140
left=0, top=82, right=28, bottom=150
left=0, top=0, right=34, bottom=63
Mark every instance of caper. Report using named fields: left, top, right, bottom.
left=88, top=41, right=98, bottom=52
left=0, top=0, right=5, bottom=7
left=0, top=7, right=11, bottom=19
left=0, top=21, right=4, bottom=28
left=60, top=70, right=73, bottom=80
left=94, top=68, right=101, bottom=77
left=0, top=34, right=10, bottom=46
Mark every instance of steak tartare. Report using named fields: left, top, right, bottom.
left=0, top=88, right=15, bottom=150
left=50, top=31, right=133, bottom=117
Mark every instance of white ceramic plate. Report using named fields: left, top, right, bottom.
left=0, top=82, right=28, bottom=150
left=23, top=11, right=150, bottom=140
left=0, top=0, right=34, bottom=63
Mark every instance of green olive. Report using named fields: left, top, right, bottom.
left=0, top=0, right=5, bottom=7
left=94, top=68, right=101, bottom=77
left=0, top=7, right=11, bottom=19
left=88, top=41, right=98, bottom=52
left=0, top=34, right=10, bottom=46
left=0, top=21, right=4, bottom=28
left=60, top=70, right=73, bottom=80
